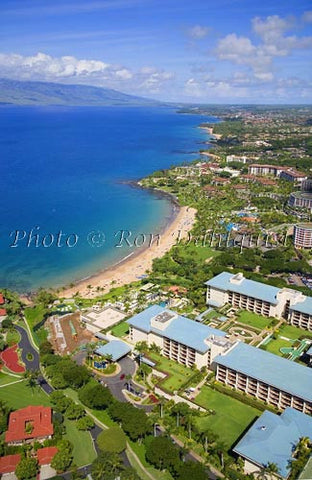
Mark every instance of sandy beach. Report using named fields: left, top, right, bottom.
left=62, top=206, right=197, bottom=299
left=200, top=126, right=222, bottom=140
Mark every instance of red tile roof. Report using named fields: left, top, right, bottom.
left=5, top=406, right=53, bottom=443
left=0, top=454, right=21, bottom=473
left=0, top=293, right=4, bottom=305
left=0, top=308, right=7, bottom=316
left=37, top=447, right=58, bottom=466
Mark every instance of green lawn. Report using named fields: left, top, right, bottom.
left=195, top=386, right=260, bottom=448
left=279, top=324, right=310, bottom=340
left=24, top=305, right=48, bottom=347
left=24, top=304, right=46, bottom=328
left=148, top=352, right=194, bottom=392
left=64, top=419, right=96, bottom=467
left=0, top=372, right=22, bottom=386
left=1, top=380, right=51, bottom=409
left=236, top=311, right=271, bottom=330
left=111, top=321, right=129, bottom=338
left=6, top=329, right=21, bottom=346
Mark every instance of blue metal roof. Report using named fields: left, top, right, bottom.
left=95, top=340, right=131, bottom=362
left=290, top=296, right=312, bottom=316
left=306, top=345, right=312, bottom=356
left=214, top=342, right=312, bottom=403
left=205, top=272, right=281, bottom=305
left=127, top=305, right=226, bottom=353
left=233, top=408, right=312, bottom=478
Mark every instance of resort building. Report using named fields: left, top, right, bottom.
left=127, top=305, right=233, bottom=369
left=5, top=406, right=53, bottom=445
left=213, top=342, right=312, bottom=414
left=248, top=164, right=307, bottom=184
left=279, top=169, right=307, bottom=184
left=233, top=407, right=312, bottom=478
left=293, top=224, right=312, bottom=249
left=289, top=191, right=312, bottom=209
left=226, top=155, right=249, bottom=164
left=206, top=272, right=312, bottom=330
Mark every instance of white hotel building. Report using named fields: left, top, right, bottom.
left=206, top=272, right=312, bottom=331
left=127, top=305, right=233, bottom=370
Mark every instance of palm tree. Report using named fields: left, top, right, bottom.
left=91, top=460, right=107, bottom=480
left=24, top=370, right=39, bottom=394
left=266, top=462, right=279, bottom=477
left=108, top=453, right=122, bottom=474
left=200, top=428, right=217, bottom=454
left=215, top=440, right=226, bottom=469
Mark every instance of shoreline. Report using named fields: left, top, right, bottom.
left=61, top=204, right=196, bottom=299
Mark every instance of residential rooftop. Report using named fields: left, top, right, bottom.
left=214, top=342, right=312, bottom=404
left=233, top=408, right=312, bottom=478
left=127, top=305, right=226, bottom=353
left=5, top=406, right=53, bottom=443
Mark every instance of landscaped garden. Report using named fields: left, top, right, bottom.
left=263, top=323, right=312, bottom=360
left=148, top=352, right=196, bottom=392
left=195, top=385, right=260, bottom=448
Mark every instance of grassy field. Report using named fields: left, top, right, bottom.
left=1, top=380, right=51, bottom=409
left=24, top=305, right=48, bottom=346
left=195, top=386, right=260, bottom=448
left=236, top=311, right=271, bottom=330
left=148, top=352, right=194, bottom=392
left=279, top=324, right=310, bottom=340
left=0, top=372, right=22, bottom=386
left=111, top=321, right=129, bottom=338
left=64, top=418, right=96, bottom=467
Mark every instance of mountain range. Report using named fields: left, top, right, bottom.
left=0, top=78, right=161, bottom=106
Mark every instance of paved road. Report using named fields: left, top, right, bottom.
left=15, top=324, right=40, bottom=370
left=16, top=324, right=53, bottom=394
left=101, top=356, right=136, bottom=402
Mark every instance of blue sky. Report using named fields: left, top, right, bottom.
left=0, top=0, right=311, bottom=103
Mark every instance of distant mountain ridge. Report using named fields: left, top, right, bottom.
left=0, top=78, right=161, bottom=106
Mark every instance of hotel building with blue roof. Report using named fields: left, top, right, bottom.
left=233, top=407, right=312, bottom=478
left=127, top=304, right=312, bottom=414
left=127, top=305, right=233, bottom=369
left=206, top=272, right=312, bottom=331
left=214, top=342, right=312, bottom=415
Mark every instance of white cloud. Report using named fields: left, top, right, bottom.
left=0, top=51, right=174, bottom=96
left=187, top=25, right=210, bottom=39
left=215, top=14, right=312, bottom=82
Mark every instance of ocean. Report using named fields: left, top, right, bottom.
left=0, top=105, right=216, bottom=292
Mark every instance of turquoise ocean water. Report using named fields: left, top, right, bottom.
left=0, top=106, right=216, bottom=292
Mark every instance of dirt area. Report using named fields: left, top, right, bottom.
left=48, top=312, right=94, bottom=355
